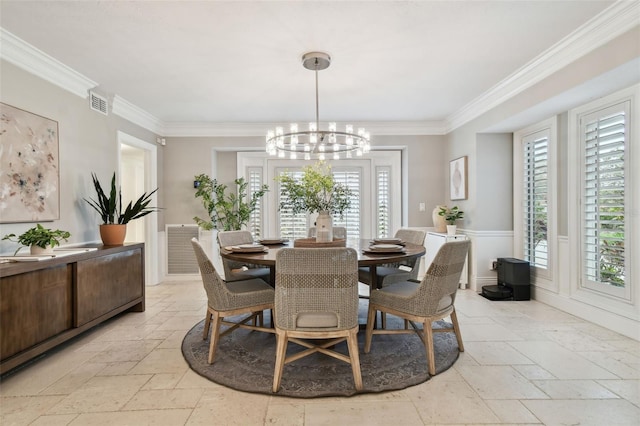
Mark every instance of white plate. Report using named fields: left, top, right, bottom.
left=373, top=238, right=404, bottom=244
left=364, top=244, right=405, bottom=253
left=259, top=238, right=288, bottom=245
left=226, top=244, right=267, bottom=253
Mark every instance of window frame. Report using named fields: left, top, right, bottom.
left=514, top=117, right=557, bottom=288
left=568, top=85, right=638, bottom=305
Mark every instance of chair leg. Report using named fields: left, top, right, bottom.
left=381, top=312, right=387, bottom=329
left=450, top=307, right=464, bottom=352
left=202, top=307, right=212, bottom=340
left=207, top=311, right=223, bottom=364
left=346, top=328, right=363, bottom=390
left=364, top=304, right=377, bottom=353
left=272, top=329, right=288, bottom=392
left=424, top=320, right=436, bottom=376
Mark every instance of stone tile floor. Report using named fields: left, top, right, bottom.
left=1, top=280, right=639, bottom=425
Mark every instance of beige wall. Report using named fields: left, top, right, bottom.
left=0, top=60, right=160, bottom=254
left=163, top=134, right=447, bottom=228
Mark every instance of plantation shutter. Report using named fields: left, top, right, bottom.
left=523, top=132, right=548, bottom=269
left=582, top=105, right=627, bottom=290
left=332, top=168, right=361, bottom=239
left=376, top=166, right=391, bottom=238
left=247, top=167, right=263, bottom=239
left=277, top=170, right=308, bottom=240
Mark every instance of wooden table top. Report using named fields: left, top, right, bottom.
left=220, top=238, right=425, bottom=266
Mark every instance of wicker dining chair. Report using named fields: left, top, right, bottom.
left=191, top=238, right=275, bottom=364
left=358, top=228, right=426, bottom=289
left=364, top=240, right=470, bottom=375
left=217, top=230, right=271, bottom=284
left=272, top=247, right=363, bottom=392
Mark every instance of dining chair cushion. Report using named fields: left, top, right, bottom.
left=358, top=266, right=412, bottom=287
left=227, top=278, right=274, bottom=294
left=227, top=267, right=272, bottom=283
left=296, top=312, right=339, bottom=328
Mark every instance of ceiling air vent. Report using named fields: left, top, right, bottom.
left=89, top=91, right=108, bottom=115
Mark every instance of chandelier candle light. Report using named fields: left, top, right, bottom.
left=266, top=52, right=371, bottom=160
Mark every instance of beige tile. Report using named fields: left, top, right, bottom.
left=48, top=375, right=151, bottom=414
left=513, top=364, right=556, bottom=380
left=187, top=388, right=269, bottom=425
left=122, top=388, right=204, bottom=410
left=175, top=369, right=222, bottom=389
left=304, top=400, right=423, bottom=426
left=128, top=348, right=190, bottom=375
left=69, top=409, right=192, bottom=425
left=0, top=395, right=65, bottom=426
left=97, top=361, right=138, bottom=376
left=543, top=329, right=619, bottom=351
left=141, top=373, right=186, bottom=390
left=597, top=379, right=640, bottom=405
left=456, top=365, right=548, bottom=399
left=265, top=402, right=305, bottom=426
left=509, top=341, right=618, bottom=379
left=30, top=413, right=79, bottom=425
left=40, top=362, right=107, bottom=395
left=532, top=379, right=620, bottom=399
left=406, top=378, right=500, bottom=424
left=90, top=339, right=162, bottom=363
left=484, top=399, right=540, bottom=424
left=523, top=399, right=640, bottom=425
left=459, top=323, right=525, bottom=342
left=464, top=341, right=534, bottom=365
left=157, top=330, right=192, bottom=349
left=580, top=350, right=640, bottom=379
left=154, top=315, right=203, bottom=332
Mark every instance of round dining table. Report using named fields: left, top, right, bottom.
left=220, top=238, right=426, bottom=288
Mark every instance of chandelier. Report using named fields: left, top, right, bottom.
left=266, top=52, right=371, bottom=160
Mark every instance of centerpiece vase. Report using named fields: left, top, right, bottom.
left=315, top=211, right=333, bottom=242
left=432, top=205, right=447, bottom=233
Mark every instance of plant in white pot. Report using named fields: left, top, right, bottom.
left=438, top=205, right=464, bottom=236
left=278, top=161, right=352, bottom=242
left=2, top=224, right=70, bottom=255
left=84, top=172, right=159, bottom=245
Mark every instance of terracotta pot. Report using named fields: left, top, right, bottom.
left=99, top=224, right=127, bottom=245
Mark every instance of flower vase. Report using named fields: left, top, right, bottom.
left=30, top=245, right=54, bottom=255
left=315, top=211, right=333, bottom=242
left=432, top=205, right=447, bottom=233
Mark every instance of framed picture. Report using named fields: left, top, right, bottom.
left=449, top=156, right=468, bottom=201
left=0, top=103, right=60, bottom=223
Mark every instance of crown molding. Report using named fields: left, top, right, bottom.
left=161, top=120, right=447, bottom=137
left=0, top=28, right=97, bottom=98
left=111, top=95, right=163, bottom=135
left=446, top=1, right=640, bottom=133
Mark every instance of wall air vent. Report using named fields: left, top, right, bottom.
left=166, top=224, right=200, bottom=275
left=89, top=91, right=108, bottom=115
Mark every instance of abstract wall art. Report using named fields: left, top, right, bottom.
left=0, top=103, right=60, bottom=223
left=449, top=156, right=468, bottom=201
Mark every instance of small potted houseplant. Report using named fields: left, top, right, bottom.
left=84, top=172, right=159, bottom=245
left=193, top=174, right=269, bottom=233
left=2, top=224, right=71, bottom=255
left=438, top=205, right=464, bottom=236
left=278, top=161, right=352, bottom=242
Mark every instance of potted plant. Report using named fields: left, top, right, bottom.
left=2, top=224, right=71, bottom=255
left=438, top=205, right=464, bottom=236
left=84, top=172, right=159, bottom=245
left=278, top=161, right=353, bottom=242
left=193, top=175, right=269, bottom=232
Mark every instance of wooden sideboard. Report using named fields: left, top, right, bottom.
left=0, top=243, right=145, bottom=374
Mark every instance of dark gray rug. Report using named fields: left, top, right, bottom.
left=181, top=307, right=461, bottom=398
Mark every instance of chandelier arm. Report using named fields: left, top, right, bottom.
left=315, top=67, right=320, bottom=132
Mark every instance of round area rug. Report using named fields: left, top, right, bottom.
left=181, top=310, right=461, bottom=398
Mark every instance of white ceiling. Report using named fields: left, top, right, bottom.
left=0, top=1, right=623, bottom=132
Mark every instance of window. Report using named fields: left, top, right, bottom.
left=241, top=152, right=401, bottom=239
left=276, top=169, right=308, bottom=240
left=580, top=103, right=628, bottom=294
left=523, top=130, right=549, bottom=269
left=514, top=118, right=556, bottom=283
left=376, top=166, right=391, bottom=238
left=247, top=167, right=264, bottom=239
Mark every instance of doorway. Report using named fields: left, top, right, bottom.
left=118, top=131, right=159, bottom=285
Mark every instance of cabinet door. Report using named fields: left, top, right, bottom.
left=75, top=248, right=143, bottom=326
left=1, top=265, right=72, bottom=360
